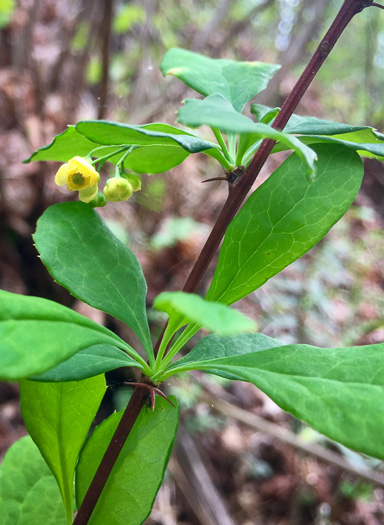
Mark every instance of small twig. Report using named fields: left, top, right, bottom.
left=12, top=0, right=41, bottom=69
left=124, top=382, right=175, bottom=411
left=201, top=177, right=228, bottom=184
left=66, top=0, right=100, bottom=120
left=209, top=396, right=384, bottom=488
left=170, top=426, right=237, bottom=525
left=192, top=0, right=235, bottom=51
left=97, top=0, right=114, bottom=119
left=372, top=3, right=384, bottom=9
left=212, top=0, right=274, bottom=57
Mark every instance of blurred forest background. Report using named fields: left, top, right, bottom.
left=1, top=0, right=384, bottom=524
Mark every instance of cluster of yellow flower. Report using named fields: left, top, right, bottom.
left=54, top=156, right=141, bottom=206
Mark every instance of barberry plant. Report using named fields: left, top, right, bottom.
left=1, top=2, right=384, bottom=524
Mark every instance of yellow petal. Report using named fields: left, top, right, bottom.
left=79, top=184, right=99, bottom=203
left=68, top=157, right=99, bottom=186
left=54, top=163, right=70, bottom=186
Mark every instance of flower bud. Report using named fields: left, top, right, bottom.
left=103, top=178, right=133, bottom=202
left=121, top=173, right=141, bottom=192
left=88, top=191, right=107, bottom=207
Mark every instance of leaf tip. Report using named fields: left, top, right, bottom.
left=166, top=67, right=186, bottom=76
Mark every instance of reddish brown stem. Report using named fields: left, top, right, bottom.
left=124, top=382, right=176, bottom=410
left=73, top=2, right=374, bottom=523
left=73, top=386, right=147, bottom=525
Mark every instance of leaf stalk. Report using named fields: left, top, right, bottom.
left=211, top=127, right=232, bottom=163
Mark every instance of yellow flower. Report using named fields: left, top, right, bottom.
left=54, top=157, right=100, bottom=203
left=103, top=178, right=133, bottom=202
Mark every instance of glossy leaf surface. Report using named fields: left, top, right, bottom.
left=34, top=202, right=152, bottom=356
left=24, top=127, right=104, bottom=163
left=19, top=376, right=106, bottom=522
left=294, top=135, right=384, bottom=159
left=161, top=48, right=280, bottom=112
left=252, top=104, right=376, bottom=135
left=31, top=345, right=140, bottom=382
left=168, top=333, right=283, bottom=380
left=0, top=436, right=66, bottom=525
left=177, top=94, right=317, bottom=173
left=168, top=335, right=384, bottom=460
left=207, top=144, right=363, bottom=305
left=154, top=291, right=256, bottom=336
left=76, top=120, right=216, bottom=153
left=24, top=122, right=217, bottom=173
left=0, top=290, right=132, bottom=380
left=120, top=144, right=189, bottom=173
left=252, top=104, right=384, bottom=159
left=76, top=396, right=179, bottom=525
left=178, top=94, right=263, bottom=133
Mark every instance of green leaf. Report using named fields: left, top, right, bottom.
left=252, top=104, right=374, bottom=135
left=177, top=94, right=317, bottom=174
left=24, top=126, right=102, bottom=163
left=76, top=120, right=216, bottom=154
left=167, top=333, right=284, bottom=380
left=206, top=144, right=363, bottom=305
left=0, top=289, right=134, bottom=380
left=294, top=135, right=384, bottom=160
left=154, top=291, right=256, bottom=336
left=24, top=122, right=218, bottom=173
left=252, top=104, right=384, bottom=160
left=23, top=127, right=131, bottom=166
left=121, top=144, right=189, bottom=173
left=33, top=202, right=152, bottom=357
left=178, top=94, right=261, bottom=133
left=31, top=345, right=140, bottom=382
left=0, top=436, right=67, bottom=525
left=168, top=336, right=384, bottom=460
left=161, top=48, right=280, bottom=112
left=76, top=396, right=179, bottom=525
left=270, top=136, right=384, bottom=162
left=19, top=376, right=106, bottom=523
